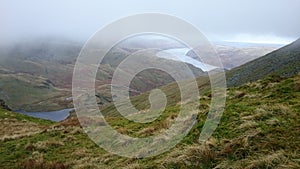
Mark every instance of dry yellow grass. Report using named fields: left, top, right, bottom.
left=0, top=118, right=44, bottom=141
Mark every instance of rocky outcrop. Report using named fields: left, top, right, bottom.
left=0, top=99, right=11, bottom=111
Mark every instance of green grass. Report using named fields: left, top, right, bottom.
left=0, top=73, right=299, bottom=168
left=0, top=74, right=71, bottom=111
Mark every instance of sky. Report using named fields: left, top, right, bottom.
left=1, top=0, right=300, bottom=44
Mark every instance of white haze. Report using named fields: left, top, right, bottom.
left=1, top=0, right=300, bottom=45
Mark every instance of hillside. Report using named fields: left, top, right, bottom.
left=0, top=38, right=206, bottom=111
left=227, top=38, right=300, bottom=86
left=214, top=42, right=277, bottom=69
left=0, top=37, right=279, bottom=111
left=0, top=73, right=299, bottom=168
left=0, top=38, right=81, bottom=111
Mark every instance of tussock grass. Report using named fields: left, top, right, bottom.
left=0, top=74, right=300, bottom=168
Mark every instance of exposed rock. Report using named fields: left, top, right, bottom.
left=0, top=99, right=11, bottom=111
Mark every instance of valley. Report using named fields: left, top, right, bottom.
left=0, top=37, right=299, bottom=168
left=1, top=1, right=299, bottom=168
left=0, top=37, right=278, bottom=112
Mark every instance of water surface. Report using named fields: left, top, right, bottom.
left=17, top=108, right=73, bottom=122
left=156, top=48, right=218, bottom=72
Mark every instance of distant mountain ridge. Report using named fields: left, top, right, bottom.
left=227, top=38, right=300, bottom=86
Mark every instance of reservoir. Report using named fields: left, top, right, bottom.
left=17, top=108, right=73, bottom=122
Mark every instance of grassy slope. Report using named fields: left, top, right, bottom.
left=0, top=39, right=80, bottom=111
left=0, top=73, right=72, bottom=111
left=0, top=73, right=299, bottom=168
left=226, top=38, right=300, bottom=87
